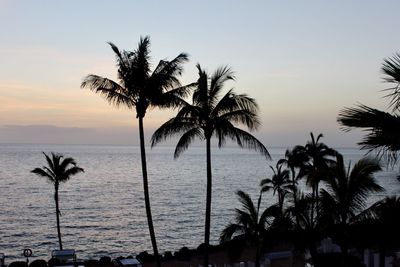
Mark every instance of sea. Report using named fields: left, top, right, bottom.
left=0, top=144, right=399, bottom=261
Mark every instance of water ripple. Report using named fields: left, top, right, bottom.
left=0, top=144, right=398, bottom=261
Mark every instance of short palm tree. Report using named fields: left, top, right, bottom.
left=81, top=36, right=190, bottom=267
left=260, top=162, right=291, bottom=215
left=220, top=190, right=277, bottom=267
left=338, top=53, right=400, bottom=162
left=31, top=152, right=84, bottom=250
left=320, top=153, right=383, bottom=253
left=302, top=133, right=336, bottom=223
left=151, top=64, right=270, bottom=267
left=277, top=146, right=309, bottom=226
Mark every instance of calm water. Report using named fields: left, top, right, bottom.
left=0, top=144, right=399, bottom=261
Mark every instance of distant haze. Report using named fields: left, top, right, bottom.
left=0, top=124, right=363, bottom=149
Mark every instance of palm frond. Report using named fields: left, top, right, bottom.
left=220, top=223, right=245, bottom=243
left=209, top=66, right=235, bottom=106
left=43, top=152, right=55, bottom=171
left=147, top=53, right=189, bottom=99
left=338, top=104, right=400, bottom=161
left=81, top=75, right=135, bottom=108
left=151, top=118, right=199, bottom=147
left=61, top=166, right=85, bottom=182
left=192, top=64, right=209, bottom=108
left=161, top=83, right=196, bottom=104
left=132, top=36, right=151, bottom=82
left=237, top=190, right=258, bottom=222
left=211, top=89, right=260, bottom=131
left=338, top=104, right=400, bottom=130
left=153, top=83, right=196, bottom=109
left=214, top=121, right=270, bottom=159
left=381, top=53, right=400, bottom=111
left=59, top=157, right=77, bottom=172
left=31, top=167, right=54, bottom=182
left=174, top=128, right=204, bottom=158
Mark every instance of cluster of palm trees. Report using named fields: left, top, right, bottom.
left=30, top=37, right=400, bottom=267
left=80, top=36, right=269, bottom=267
left=220, top=132, right=400, bottom=267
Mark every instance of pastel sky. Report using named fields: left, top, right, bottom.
left=1, top=0, right=399, bottom=147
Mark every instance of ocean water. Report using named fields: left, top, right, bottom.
left=0, top=144, right=399, bottom=261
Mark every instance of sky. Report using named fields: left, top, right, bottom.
left=1, top=0, right=399, bottom=148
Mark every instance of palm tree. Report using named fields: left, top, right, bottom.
left=338, top=53, right=400, bottom=162
left=220, top=190, right=277, bottom=267
left=320, top=153, right=383, bottom=253
left=151, top=64, right=270, bottom=267
left=260, top=162, right=291, bottom=215
left=31, top=152, right=84, bottom=250
left=81, top=36, right=190, bottom=267
left=302, top=133, right=336, bottom=222
left=277, top=146, right=309, bottom=226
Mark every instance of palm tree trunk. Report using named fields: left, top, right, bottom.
left=204, top=137, right=212, bottom=267
left=278, top=193, right=284, bottom=216
left=315, top=183, right=320, bottom=219
left=138, top=116, right=161, bottom=267
left=54, top=184, right=63, bottom=250
left=291, top=171, right=300, bottom=227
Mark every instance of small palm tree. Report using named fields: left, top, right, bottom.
left=338, top=53, right=400, bottom=162
left=320, top=153, right=383, bottom=253
left=220, top=190, right=277, bottom=267
left=301, top=133, right=336, bottom=224
left=31, top=152, right=84, bottom=250
left=277, top=146, right=309, bottom=226
left=260, top=162, right=291, bottom=215
left=151, top=64, right=270, bottom=267
left=81, top=36, right=190, bottom=267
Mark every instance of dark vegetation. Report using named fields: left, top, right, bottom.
left=21, top=39, right=400, bottom=267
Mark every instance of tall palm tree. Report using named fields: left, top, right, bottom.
left=220, top=190, right=277, bottom=267
left=151, top=64, right=270, bottom=267
left=260, top=162, right=291, bottom=215
left=31, top=152, right=84, bottom=250
left=81, top=36, right=190, bottom=267
left=320, top=153, right=383, bottom=253
left=338, top=53, right=400, bottom=162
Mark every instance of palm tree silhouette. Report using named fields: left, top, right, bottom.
left=31, top=152, right=84, bottom=250
left=338, top=53, right=400, bottom=162
left=81, top=36, right=190, bottom=267
left=302, top=133, right=336, bottom=223
left=151, top=64, right=270, bottom=267
left=260, top=162, right=291, bottom=215
left=320, top=153, right=383, bottom=253
left=220, top=190, right=277, bottom=267
left=277, top=146, right=309, bottom=226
